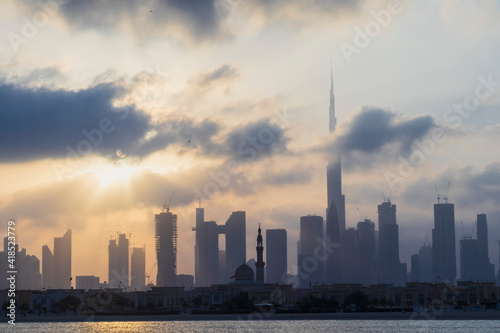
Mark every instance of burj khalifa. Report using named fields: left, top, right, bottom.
left=325, top=67, right=345, bottom=283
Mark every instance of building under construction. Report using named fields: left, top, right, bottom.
left=155, top=205, right=177, bottom=287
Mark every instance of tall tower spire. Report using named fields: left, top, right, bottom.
left=326, top=63, right=345, bottom=283
left=255, top=224, right=265, bottom=283
left=329, top=62, right=337, bottom=133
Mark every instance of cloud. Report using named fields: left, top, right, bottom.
left=259, top=167, right=312, bottom=186
left=337, top=107, right=436, bottom=156
left=20, top=0, right=370, bottom=43
left=0, top=82, right=151, bottom=162
left=315, top=107, right=437, bottom=170
left=223, top=118, right=289, bottom=162
left=188, top=64, right=239, bottom=94
left=400, top=162, right=500, bottom=210
left=0, top=77, right=290, bottom=164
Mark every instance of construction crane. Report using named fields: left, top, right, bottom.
left=159, top=190, right=175, bottom=212
left=145, top=262, right=156, bottom=285
left=356, top=207, right=366, bottom=221
left=435, top=185, right=441, bottom=204
left=443, top=182, right=451, bottom=204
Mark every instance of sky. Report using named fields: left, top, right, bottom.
left=1, top=0, right=500, bottom=285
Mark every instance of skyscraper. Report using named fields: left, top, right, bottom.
left=476, top=214, right=495, bottom=282
left=155, top=206, right=177, bottom=287
left=193, top=206, right=220, bottom=287
left=266, top=229, right=287, bottom=284
left=131, top=246, right=146, bottom=290
left=193, top=208, right=247, bottom=286
left=377, top=201, right=404, bottom=285
left=108, top=233, right=129, bottom=288
left=224, top=211, right=246, bottom=283
left=298, top=215, right=324, bottom=287
left=460, top=237, right=479, bottom=281
left=42, top=229, right=71, bottom=289
left=418, top=244, right=433, bottom=283
left=356, top=219, right=377, bottom=285
left=0, top=239, right=41, bottom=290
left=255, top=224, right=265, bottom=283
left=432, top=202, right=456, bottom=283
left=325, top=68, right=345, bottom=284
left=42, top=244, right=54, bottom=288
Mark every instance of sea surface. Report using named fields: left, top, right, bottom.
left=2, top=320, right=500, bottom=333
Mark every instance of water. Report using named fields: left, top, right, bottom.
left=2, top=320, right=500, bottom=333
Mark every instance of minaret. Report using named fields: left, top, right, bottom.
left=255, top=224, right=265, bottom=283
left=326, top=65, right=345, bottom=283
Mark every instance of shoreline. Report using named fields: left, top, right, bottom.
left=3, top=311, right=500, bottom=323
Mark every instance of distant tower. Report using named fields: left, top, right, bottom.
left=476, top=214, right=495, bottom=281
left=108, top=233, right=129, bottom=288
left=155, top=205, right=177, bottom=287
left=326, top=66, right=345, bottom=284
left=255, top=224, right=265, bottom=283
left=299, top=215, right=324, bottom=287
left=432, top=202, right=456, bottom=283
left=377, top=200, right=404, bottom=286
left=131, top=246, right=146, bottom=290
left=266, top=229, right=287, bottom=284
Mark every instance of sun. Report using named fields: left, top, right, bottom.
left=94, top=162, right=136, bottom=187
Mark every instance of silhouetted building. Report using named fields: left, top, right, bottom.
left=432, top=203, right=456, bottom=283
left=378, top=201, right=404, bottom=286
left=108, top=233, right=129, bottom=288
left=255, top=225, right=265, bottom=283
left=42, top=245, right=54, bottom=288
left=355, top=219, right=377, bottom=285
left=266, top=229, right=287, bottom=284
left=477, top=214, right=495, bottom=282
left=0, top=238, right=41, bottom=290
left=460, top=237, right=479, bottom=281
left=76, top=276, right=99, bottom=289
left=326, top=69, right=345, bottom=284
left=193, top=208, right=247, bottom=286
left=131, top=247, right=146, bottom=290
left=42, top=229, right=71, bottom=289
left=298, top=215, right=324, bottom=287
left=224, top=211, right=246, bottom=283
left=155, top=207, right=177, bottom=287
left=418, top=245, right=433, bottom=282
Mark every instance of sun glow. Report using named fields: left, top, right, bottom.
left=94, top=162, right=136, bottom=187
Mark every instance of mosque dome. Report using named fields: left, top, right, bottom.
left=232, top=263, right=255, bottom=282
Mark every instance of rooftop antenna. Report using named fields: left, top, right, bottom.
left=435, top=185, right=441, bottom=204
left=443, top=181, right=450, bottom=204
left=461, top=220, right=466, bottom=239
left=380, top=191, right=386, bottom=202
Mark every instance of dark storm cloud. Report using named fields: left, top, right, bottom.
left=22, top=0, right=368, bottom=42
left=0, top=80, right=289, bottom=163
left=337, top=107, right=436, bottom=157
left=0, top=82, right=151, bottom=162
left=223, top=118, right=289, bottom=162
left=23, top=0, right=220, bottom=41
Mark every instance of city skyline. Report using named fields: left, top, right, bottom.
left=1, top=0, right=500, bottom=287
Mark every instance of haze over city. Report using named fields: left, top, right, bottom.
left=1, top=0, right=500, bottom=289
